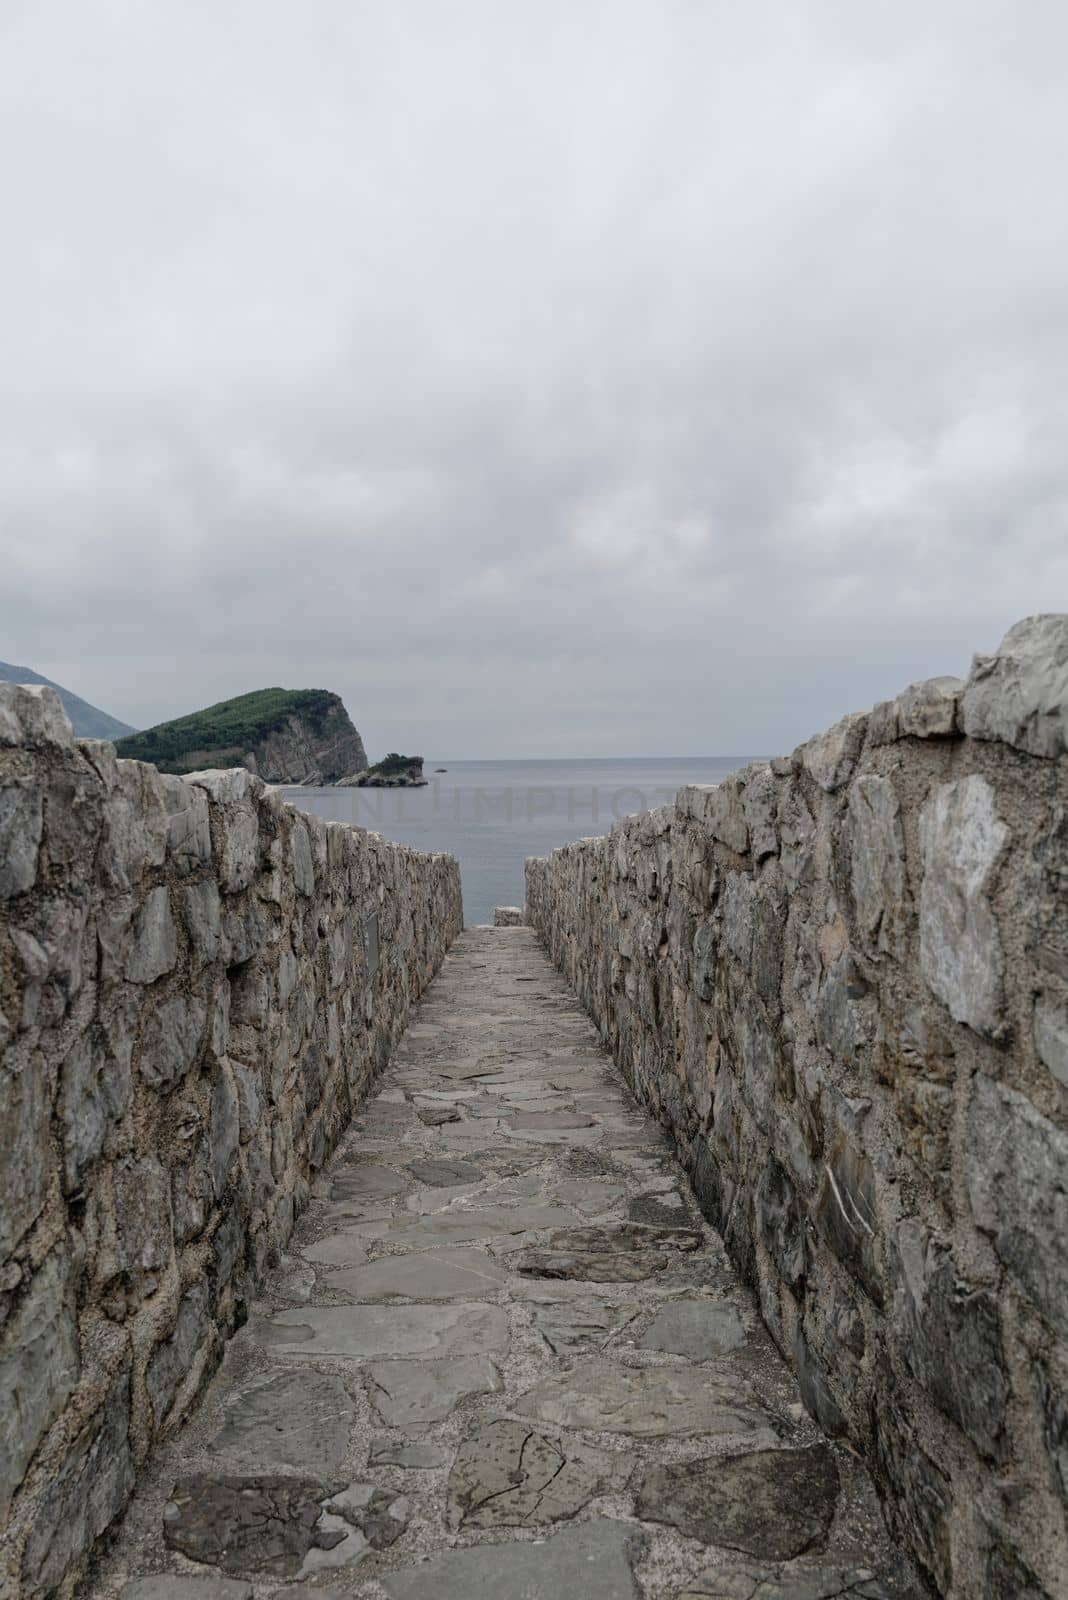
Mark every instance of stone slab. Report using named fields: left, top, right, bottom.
left=380, top=1516, right=643, bottom=1599
left=209, top=1369, right=354, bottom=1475
left=365, top=1354, right=502, bottom=1425
left=368, top=1437, right=450, bottom=1469
left=122, top=1582, right=254, bottom=1600
left=532, top=1298, right=643, bottom=1351
left=329, top=1247, right=508, bottom=1300
left=638, top=1445, right=841, bottom=1559
left=639, top=1298, right=747, bottom=1358
left=255, top=1303, right=509, bottom=1358
left=447, top=1416, right=622, bottom=1528
left=516, top=1358, right=771, bottom=1437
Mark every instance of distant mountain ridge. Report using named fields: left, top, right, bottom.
left=0, top=660, right=135, bottom=740
left=114, top=687, right=369, bottom=784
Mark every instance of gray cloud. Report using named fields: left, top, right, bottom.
left=3, top=0, right=1067, bottom=756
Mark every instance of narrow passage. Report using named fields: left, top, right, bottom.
left=90, top=927, right=920, bottom=1600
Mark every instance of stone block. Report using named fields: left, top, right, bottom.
left=112, top=1156, right=173, bottom=1275
left=0, top=780, right=43, bottom=899
left=706, top=778, right=750, bottom=854
left=182, top=880, right=222, bottom=970
left=963, top=613, right=1068, bottom=758
left=140, top=993, right=207, bottom=1089
left=0, top=1248, right=80, bottom=1520
left=848, top=774, right=907, bottom=959
left=0, top=683, right=73, bottom=748
left=919, top=775, right=1008, bottom=1036
left=125, top=887, right=178, bottom=984
left=801, top=711, right=868, bottom=791
left=147, top=1285, right=210, bottom=1426
left=814, top=1136, right=882, bottom=1305
left=20, top=1372, right=135, bottom=1596
left=891, top=1220, right=1007, bottom=1461
left=742, top=762, right=778, bottom=860
left=966, top=1075, right=1068, bottom=1332
left=1034, top=990, right=1068, bottom=1087
left=893, top=676, right=963, bottom=739
left=492, top=905, right=524, bottom=925
left=0, top=1052, right=51, bottom=1258
left=164, top=777, right=213, bottom=872
left=60, top=1009, right=135, bottom=1188
left=210, top=1064, right=240, bottom=1197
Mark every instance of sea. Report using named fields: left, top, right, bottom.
left=282, top=756, right=756, bottom=927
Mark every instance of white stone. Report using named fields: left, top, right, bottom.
left=1035, top=992, right=1068, bottom=1088
left=800, top=711, right=868, bottom=792
left=893, top=676, right=963, bottom=739
left=0, top=683, right=73, bottom=748
left=125, top=887, right=178, bottom=983
left=848, top=775, right=907, bottom=959
left=919, top=776, right=1008, bottom=1036
left=963, top=613, right=1068, bottom=758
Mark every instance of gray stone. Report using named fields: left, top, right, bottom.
left=113, top=1155, right=173, bottom=1274
left=509, top=1108, right=596, bottom=1129
left=893, top=676, right=963, bottom=739
left=125, top=886, right=178, bottom=983
left=210, top=1369, right=354, bottom=1475
left=532, top=1298, right=643, bottom=1351
left=778, top=785, right=816, bottom=891
left=892, top=1219, right=1007, bottom=1460
left=447, top=1416, right=620, bottom=1528
left=963, top=613, right=1068, bottom=758
left=331, top=1164, right=408, bottom=1201
left=723, top=871, right=756, bottom=966
left=639, top=1298, right=746, bottom=1358
left=260, top=1302, right=510, bottom=1358
left=708, top=780, right=750, bottom=854
left=122, top=1582, right=253, bottom=1600
left=678, top=1561, right=887, bottom=1599
left=148, top=1284, right=211, bottom=1425
left=140, top=993, right=207, bottom=1089
left=330, top=1245, right=507, bottom=1300
left=637, top=1445, right=839, bottom=1559
left=163, top=1472, right=345, bottom=1576
left=515, top=1357, right=770, bottom=1436
left=302, top=1230, right=371, bottom=1266
left=210, top=1064, right=240, bottom=1197
left=381, top=1516, right=643, bottom=1600
left=0, top=682, right=73, bottom=747
left=814, top=1138, right=882, bottom=1306
left=0, top=1248, right=80, bottom=1520
left=801, top=712, right=867, bottom=791
left=181, top=880, right=222, bottom=970
left=417, top=1102, right=460, bottom=1124
left=743, top=763, right=779, bottom=861
left=163, top=778, right=213, bottom=872
left=21, top=1372, right=135, bottom=1596
left=59, top=1007, right=135, bottom=1188
left=217, top=805, right=259, bottom=894
left=407, top=1156, right=484, bottom=1186
left=919, top=775, right=1008, bottom=1035
left=366, top=1354, right=501, bottom=1425
left=291, top=819, right=316, bottom=896
left=868, top=1382, right=953, bottom=1594
left=792, top=1328, right=847, bottom=1438
left=368, top=1437, right=449, bottom=1469
left=231, top=1060, right=263, bottom=1140
left=757, top=1158, right=806, bottom=1292
left=849, top=775, right=907, bottom=959
left=966, top=1075, right=1068, bottom=1332
left=0, top=779, right=43, bottom=898
left=1034, top=991, right=1068, bottom=1087
left=513, top=1247, right=670, bottom=1281
left=321, top=1480, right=409, bottom=1548
left=0, top=1052, right=51, bottom=1257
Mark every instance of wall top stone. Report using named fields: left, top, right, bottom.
left=0, top=685, right=75, bottom=750
left=963, top=612, right=1068, bottom=759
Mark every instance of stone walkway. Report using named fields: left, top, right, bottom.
left=88, top=928, right=921, bottom=1600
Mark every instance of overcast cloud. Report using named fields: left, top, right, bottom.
left=2, top=0, right=1067, bottom=757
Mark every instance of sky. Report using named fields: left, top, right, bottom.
left=2, top=0, right=1067, bottom=759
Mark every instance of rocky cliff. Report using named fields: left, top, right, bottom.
left=115, top=688, right=368, bottom=784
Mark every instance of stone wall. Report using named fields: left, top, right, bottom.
left=0, top=684, right=462, bottom=1599
left=526, top=615, right=1068, bottom=1598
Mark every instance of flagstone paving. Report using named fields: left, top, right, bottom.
left=87, top=927, right=922, bottom=1600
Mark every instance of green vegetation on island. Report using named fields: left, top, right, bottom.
left=114, top=687, right=361, bottom=778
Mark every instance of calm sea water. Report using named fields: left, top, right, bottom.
left=283, top=757, right=755, bottom=926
